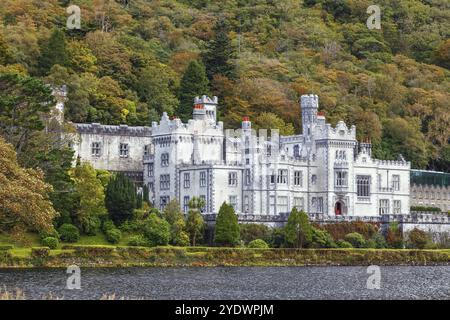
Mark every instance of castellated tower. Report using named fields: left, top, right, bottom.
left=301, top=94, right=319, bottom=136
left=193, top=95, right=218, bottom=124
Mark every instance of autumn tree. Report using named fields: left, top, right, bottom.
left=0, top=137, right=57, bottom=235
left=178, top=60, right=209, bottom=121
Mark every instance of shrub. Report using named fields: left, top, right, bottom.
left=41, top=237, right=59, bottom=249
left=371, top=233, right=387, bottom=248
left=344, top=232, right=366, bottom=248
left=311, top=227, right=335, bottom=248
left=386, top=222, right=404, bottom=248
left=143, top=213, right=171, bottom=246
left=0, top=245, right=13, bottom=251
left=319, top=221, right=378, bottom=241
left=269, top=227, right=285, bottom=248
left=31, top=247, right=50, bottom=258
left=58, top=224, right=80, bottom=243
left=105, top=228, right=122, bottom=244
left=127, top=235, right=149, bottom=247
left=336, top=240, right=353, bottom=248
left=214, top=202, right=240, bottom=246
left=407, top=228, right=431, bottom=249
left=173, top=231, right=190, bottom=247
left=284, top=208, right=312, bottom=248
left=248, top=239, right=269, bottom=249
left=239, top=224, right=271, bottom=244
left=102, top=219, right=115, bottom=233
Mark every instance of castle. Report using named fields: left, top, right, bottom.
left=70, top=94, right=412, bottom=220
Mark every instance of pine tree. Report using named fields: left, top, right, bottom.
left=38, top=29, right=68, bottom=75
left=105, top=173, right=136, bottom=225
left=202, top=18, right=235, bottom=80
left=177, top=60, right=209, bottom=122
left=214, top=202, right=240, bottom=246
left=284, top=208, right=312, bottom=248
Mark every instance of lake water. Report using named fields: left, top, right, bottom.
left=0, top=266, right=449, bottom=300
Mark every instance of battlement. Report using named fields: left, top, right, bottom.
left=374, top=159, right=410, bottom=167
left=194, top=95, right=218, bottom=105
left=75, top=123, right=152, bottom=137
left=300, top=94, right=319, bottom=109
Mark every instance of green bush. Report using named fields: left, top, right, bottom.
left=31, top=247, right=50, bottom=258
left=102, top=219, right=116, bottom=233
left=127, top=235, right=149, bottom=247
left=371, top=233, right=387, bottom=248
left=144, top=213, right=171, bottom=246
left=336, top=240, right=353, bottom=248
left=41, top=237, right=59, bottom=249
left=248, top=239, right=269, bottom=249
left=344, top=232, right=366, bottom=248
left=105, top=228, right=122, bottom=244
left=58, top=224, right=80, bottom=243
left=0, top=245, right=14, bottom=251
left=311, top=227, right=336, bottom=248
left=239, top=224, right=271, bottom=244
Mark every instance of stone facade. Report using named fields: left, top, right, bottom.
left=410, top=170, right=450, bottom=212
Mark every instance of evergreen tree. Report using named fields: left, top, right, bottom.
left=38, top=29, right=68, bottom=75
left=186, top=197, right=205, bottom=246
left=202, top=18, right=235, bottom=80
left=73, top=162, right=106, bottom=235
left=105, top=173, right=136, bottom=224
left=284, top=208, right=312, bottom=248
left=214, top=202, right=240, bottom=246
left=142, top=184, right=150, bottom=205
left=177, top=60, right=209, bottom=122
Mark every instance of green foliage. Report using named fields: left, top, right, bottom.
left=41, top=237, right=59, bottom=249
left=336, top=240, right=353, bottom=248
left=127, top=235, right=149, bottom=247
left=284, top=208, right=312, bottom=248
left=311, top=227, right=335, bottom=248
left=319, top=221, right=378, bottom=241
left=386, top=222, right=404, bottom=249
left=344, top=232, right=366, bottom=248
left=178, top=60, right=209, bottom=121
left=72, top=162, right=107, bottom=235
left=38, top=29, right=68, bottom=75
left=410, top=206, right=441, bottom=212
left=269, top=227, right=286, bottom=248
left=239, top=224, right=271, bottom=244
left=407, top=228, right=431, bottom=249
left=248, top=239, right=269, bottom=249
left=143, top=213, right=171, bottom=247
left=371, top=233, right=387, bottom=249
left=105, top=228, right=122, bottom=244
left=105, top=173, right=136, bottom=224
left=58, top=224, right=80, bottom=243
left=214, top=202, right=240, bottom=246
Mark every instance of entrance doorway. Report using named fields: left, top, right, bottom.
left=335, top=201, right=343, bottom=215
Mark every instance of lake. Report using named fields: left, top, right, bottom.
left=0, top=266, right=449, bottom=300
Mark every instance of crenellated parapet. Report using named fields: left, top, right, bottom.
left=75, top=123, right=152, bottom=137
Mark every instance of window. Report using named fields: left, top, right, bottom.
left=144, top=145, right=149, bottom=156
left=229, top=196, right=237, bottom=211
left=267, top=144, right=272, bottom=157
left=312, top=197, right=323, bottom=213
left=119, top=143, right=129, bottom=157
left=392, top=175, right=400, bottom=191
left=269, top=196, right=276, bottom=215
left=147, top=163, right=154, bottom=177
left=244, top=195, right=250, bottom=213
left=293, top=145, right=299, bottom=158
left=270, top=173, right=275, bottom=184
left=160, top=196, right=170, bottom=210
left=277, top=169, right=288, bottom=184
left=356, top=175, right=371, bottom=197
left=293, top=197, right=304, bottom=211
left=335, top=171, right=348, bottom=187
left=311, top=175, right=317, bottom=185
left=228, top=172, right=238, bottom=186
left=199, top=195, right=206, bottom=212
left=393, top=200, right=401, bottom=214
left=379, top=199, right=390, bottom=214
left=91, top=142, right=101, bottom=156
left=160, top=174, right=170, bottom=190
left=161, top=153, right=169, bottom=167
left=183, top=196, right=190, bottom=213
left=245, top=169, right=251, bottom=185
left=200, top=171, right=207, bottom=187
left=294, top=171, right=303, bottom=186
left=278, top=196, right=288, bottom=213
left=183, top=172, right=190, bottom=188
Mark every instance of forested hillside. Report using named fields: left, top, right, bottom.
left=0, top=0, right=449, bottom=171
